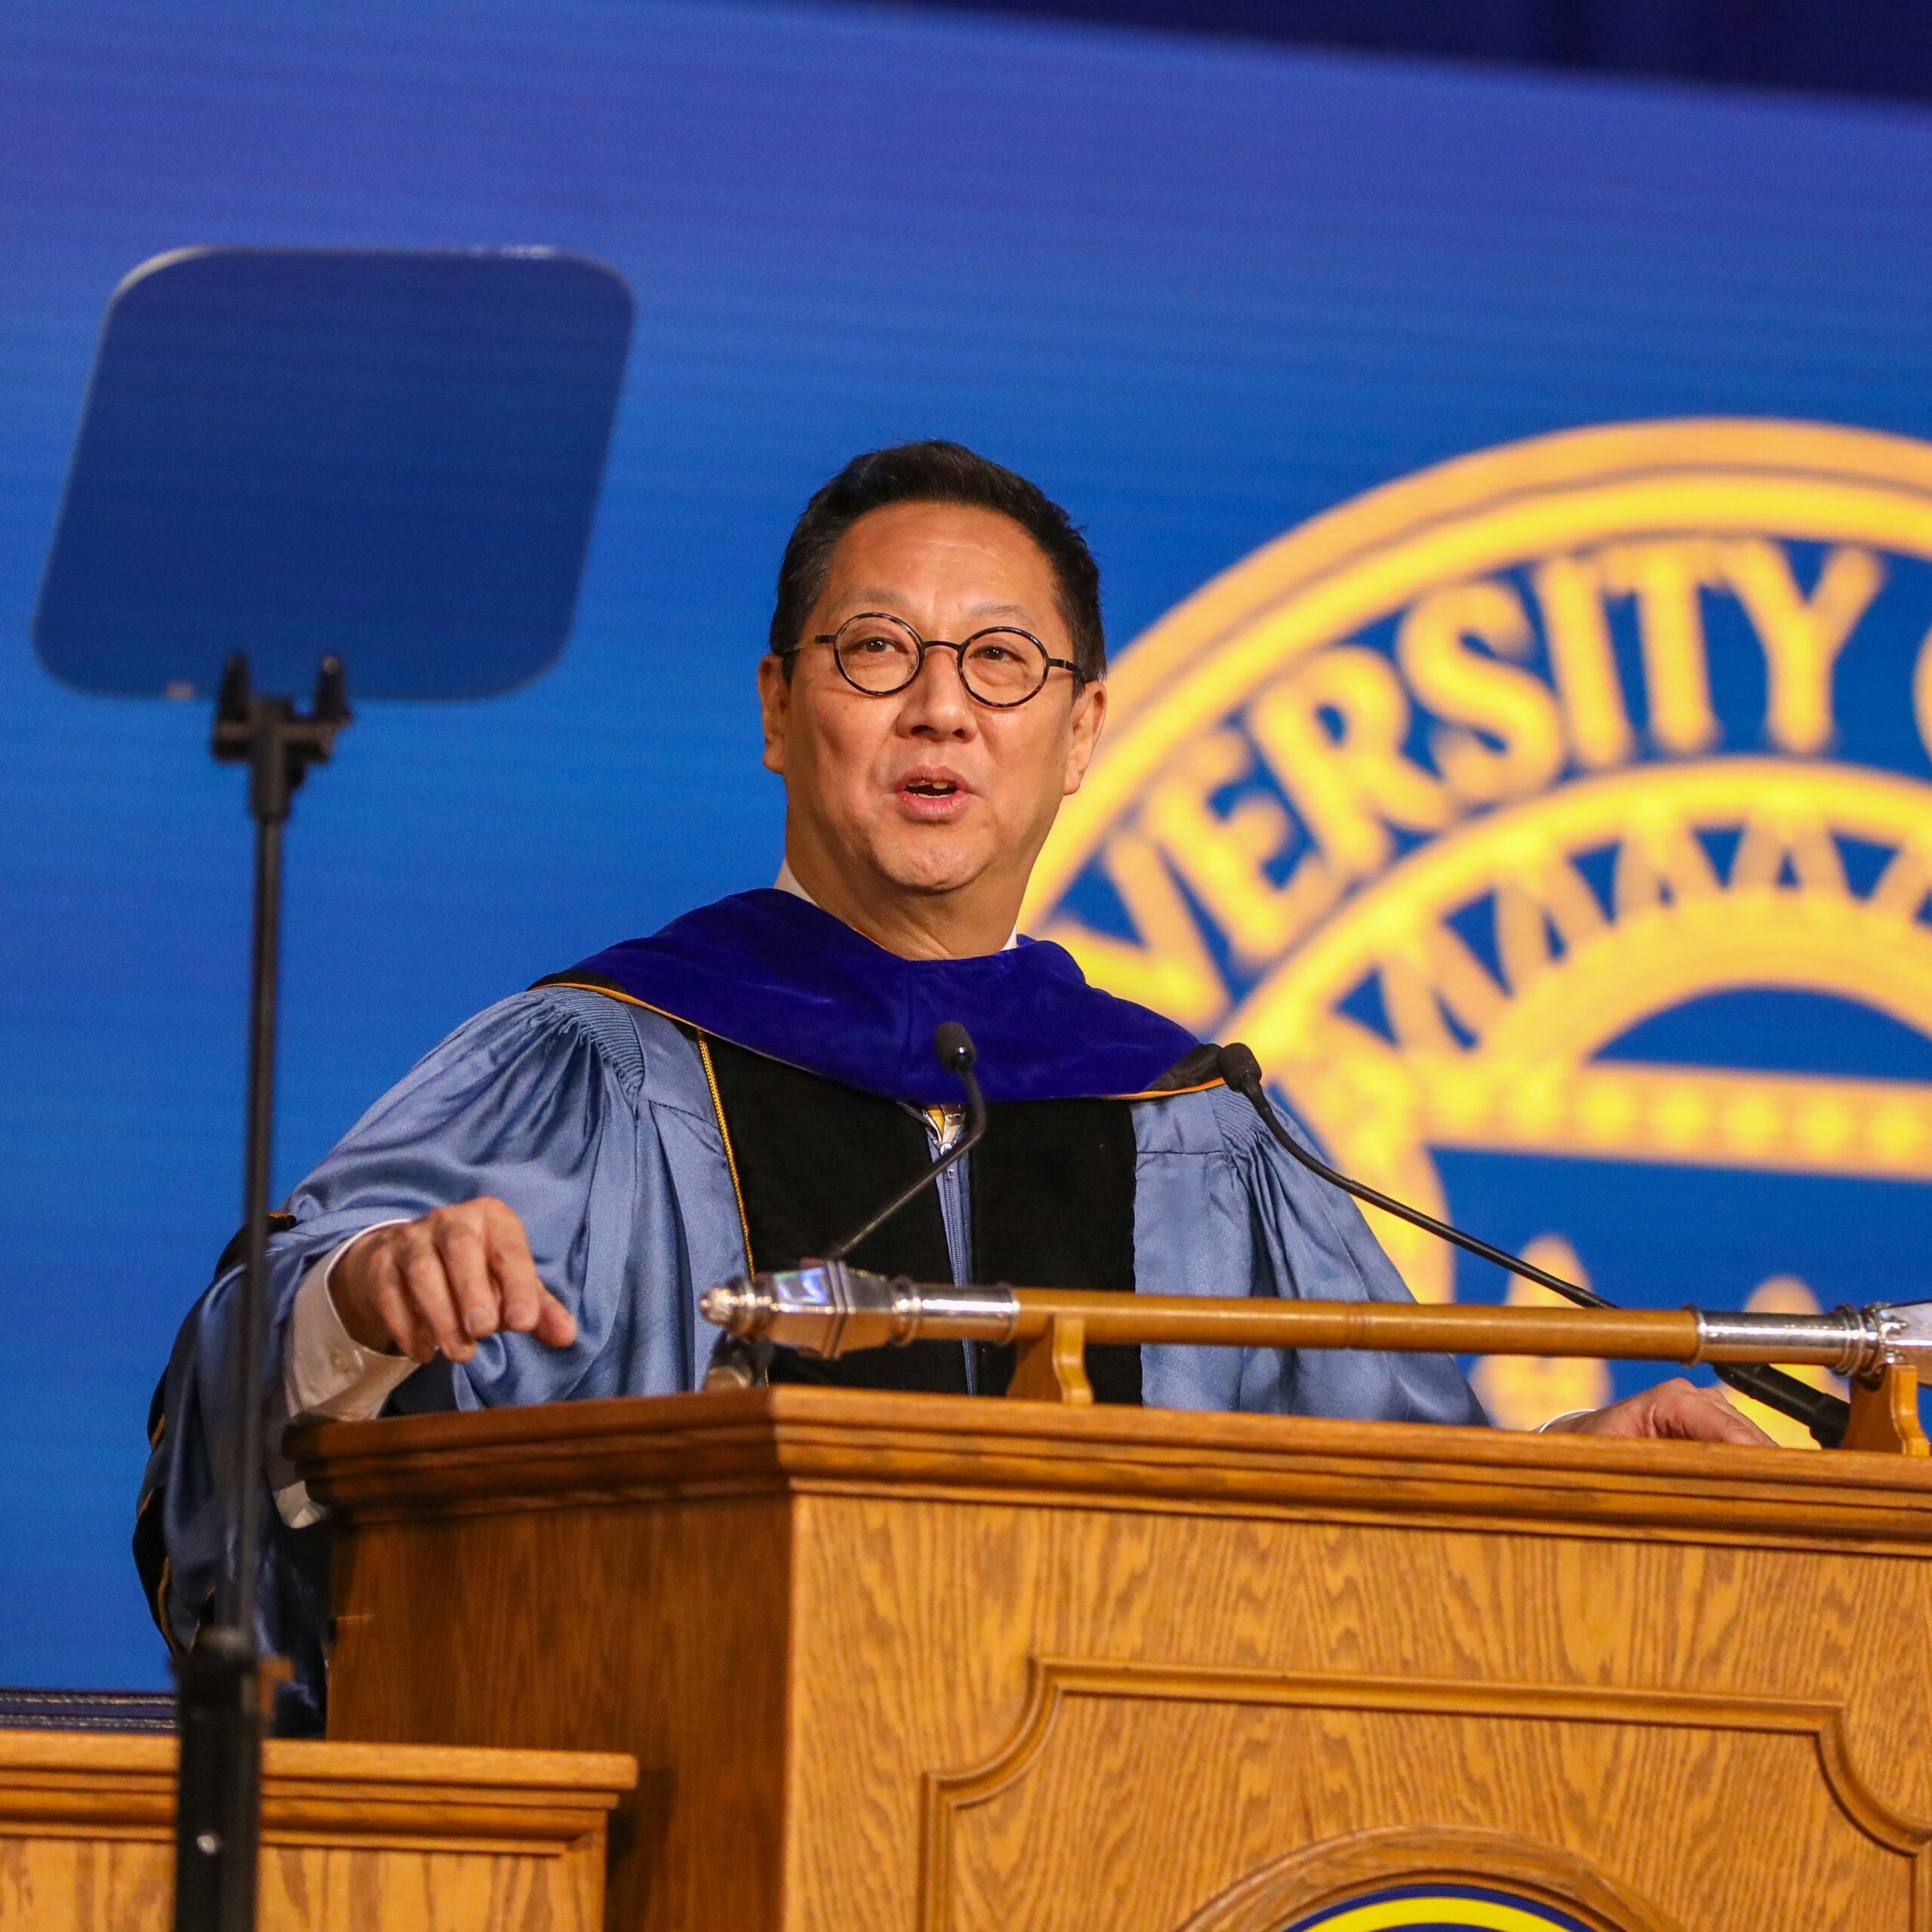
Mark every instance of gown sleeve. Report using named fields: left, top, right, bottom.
left=1133, top=1083, right=1491, bottom=1426
left=134, top=988, right=740, bottom=1731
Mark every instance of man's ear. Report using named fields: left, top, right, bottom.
left=1061, top=678, right=1108, bottom=796
left=758, top=654, right=791, bottom=775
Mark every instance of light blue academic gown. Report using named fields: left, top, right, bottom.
left=142, top=985, right=1487, bottom=1724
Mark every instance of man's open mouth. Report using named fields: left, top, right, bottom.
left=904, top=779, right=958, bottom=796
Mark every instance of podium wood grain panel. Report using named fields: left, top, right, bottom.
left=300, top=1387, right=1932, bottom=1931
left=0, top=1732, right=635, bottom=1931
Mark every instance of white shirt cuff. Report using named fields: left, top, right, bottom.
left=274, top=1223, right=417, bottom=1529
left=1537, top=1409, right=1595, bottom=1433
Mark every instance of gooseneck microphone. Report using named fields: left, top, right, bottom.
left=703, top=1023, right=989, bottom=1392
left=1217, top=1044, right=1613, bottom=1309
left=823, top=1023, right=987, bottom=1261
left=1215, top=1042, right=1852, bottom=1447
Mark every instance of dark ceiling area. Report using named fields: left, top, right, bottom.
left=883, top=0, right=1932, bottom=107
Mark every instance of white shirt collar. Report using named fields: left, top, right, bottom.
left=774, top=860, right=1019, bottom=952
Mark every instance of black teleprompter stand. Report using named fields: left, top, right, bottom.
left=171, top=653, right=351, bottom=1932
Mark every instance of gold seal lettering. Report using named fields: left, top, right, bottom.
left=1394, top=578, right=1565, bottom=803
left=1247, top=647, right=1454, bottom=881
left=1721, top=539, right=1881, bottom=755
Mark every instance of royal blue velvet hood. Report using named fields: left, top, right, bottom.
left=537, top=889, right=1201, bottom=1106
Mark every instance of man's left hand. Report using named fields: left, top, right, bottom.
left=1543, top=1376, right=1776, bottom=1445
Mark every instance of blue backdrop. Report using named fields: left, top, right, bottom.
left=4, top=0, right=1930, bottom=1688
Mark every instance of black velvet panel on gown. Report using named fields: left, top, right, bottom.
left=701, top=1035, right=1141, bottom=1403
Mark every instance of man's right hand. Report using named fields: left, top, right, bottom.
left=329, top=1198, right=578, bottom=1364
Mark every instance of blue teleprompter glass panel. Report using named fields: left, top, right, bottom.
left=33, top=245, right=633, bottom=700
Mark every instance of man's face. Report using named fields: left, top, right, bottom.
left=758, top=501, right=1106, bottom=918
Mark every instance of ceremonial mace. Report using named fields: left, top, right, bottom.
left=703, top=1261, right=1932, bottom=1451
left=33, top=245, right=632, bottom=1932
left=709, top=1028, right=1899, bottom=1441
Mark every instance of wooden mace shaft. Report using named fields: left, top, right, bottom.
left=917, top=1292, right=1806, bottom=1365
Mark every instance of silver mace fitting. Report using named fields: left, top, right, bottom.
left=1695, top=1302, right=1932, bottom=1380
left=698, top=1263, right=1018, bottom=1358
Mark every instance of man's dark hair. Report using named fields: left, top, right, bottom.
left=768, top=441, right=1105, bottom=682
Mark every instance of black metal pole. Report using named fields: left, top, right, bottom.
left=233, top=712, right=290, bottom=1640
left=175, top=657, right=348, bottom=1932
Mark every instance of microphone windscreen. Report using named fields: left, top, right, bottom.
left=933, top=1021, right=976, bottom=1072
left=1217, top=1041, right=1263, bottom=1091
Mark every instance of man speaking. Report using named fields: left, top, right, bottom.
left=140, top=441, right=1767, bottom=1724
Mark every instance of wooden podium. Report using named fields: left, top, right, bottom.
left=299, top=1387, right=1932, bottom=1931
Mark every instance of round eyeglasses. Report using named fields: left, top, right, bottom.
left=783, top=613, right=1078, bottom=708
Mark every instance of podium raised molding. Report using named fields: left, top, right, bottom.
left=0, top=1731, right=635, bottom=1930
left=299, top=1386, right=1932, bottom=1931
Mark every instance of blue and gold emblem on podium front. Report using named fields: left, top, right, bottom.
left=1278, top=1883, right=1596, bottom=1930
left=1026, top=420, right=1932, bottom=1435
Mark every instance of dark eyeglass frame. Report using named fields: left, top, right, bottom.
left=780, top=611, right=1081, bottom=709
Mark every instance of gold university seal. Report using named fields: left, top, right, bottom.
left=1024, top=421, right=1932, bottom=1435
